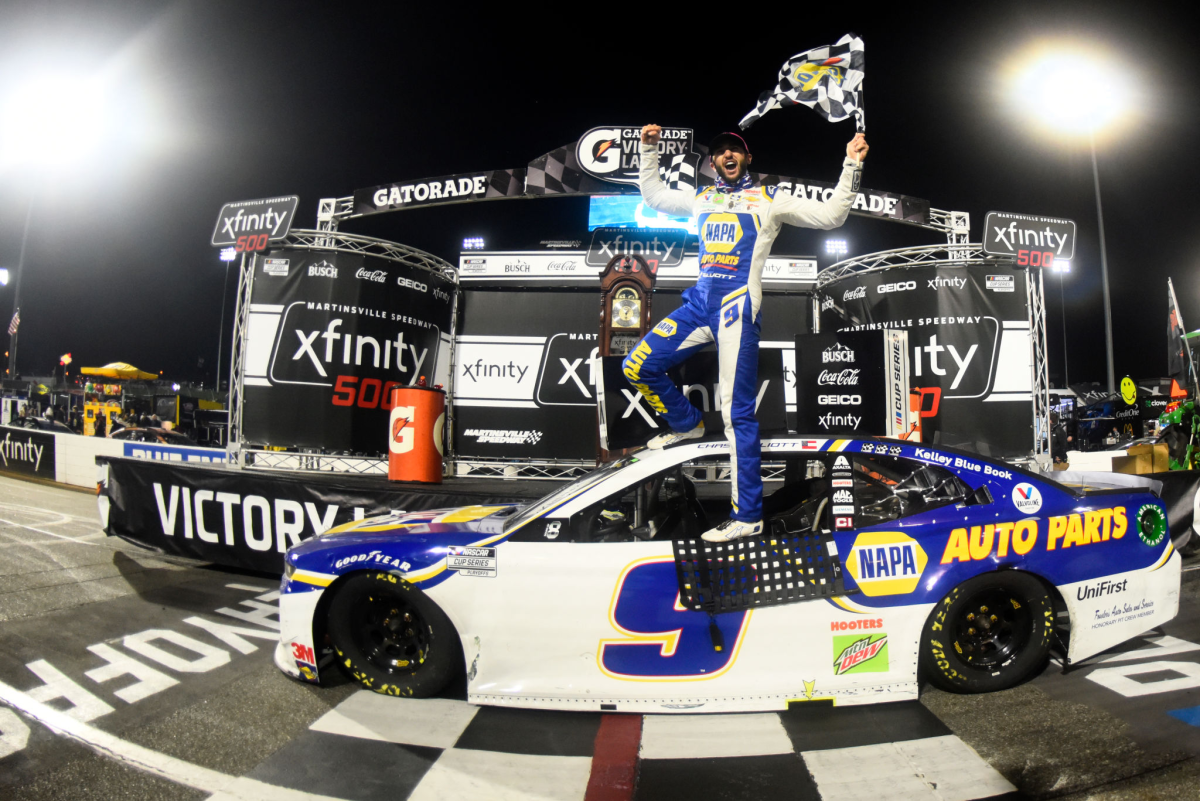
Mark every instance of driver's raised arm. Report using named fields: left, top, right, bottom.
left=638, top=123, right=695, bottom=218
left=769, top=133, right=868, bottom=231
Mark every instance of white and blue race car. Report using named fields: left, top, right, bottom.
left=275, top=435, right=1181, bottom=713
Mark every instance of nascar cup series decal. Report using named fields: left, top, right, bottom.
left=1012, top=482, right=1043, bottom=514
left=446, top=546, right=497, bottom=577
left=844, top=531, right=927, bottom=596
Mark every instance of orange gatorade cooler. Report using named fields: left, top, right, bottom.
left=388, top=386, right=446, bottom=483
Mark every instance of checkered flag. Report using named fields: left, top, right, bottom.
left=663, top=152, right=698, bottom=191
left=739, top=33, right=865, bottom=131
left=7, top=309, right=19, bottom=335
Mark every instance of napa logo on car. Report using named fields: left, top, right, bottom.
left=1012, top=482, right=1042, bottom=514
left=844, top=531, right=927, bottom=596
left=832, top=633, right=888, bottom=675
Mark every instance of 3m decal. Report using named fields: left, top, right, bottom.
left=844, top=531, right=927, bottom=596
left=1137, top=504, right=1167, bottom=547
left=833, top=634, right=889, bottom=675
left=1012, top=482, right=1043, bottom=514
left=941, top=521, right=1039, bottom=563
left=599, top=559, right=749, bottom=680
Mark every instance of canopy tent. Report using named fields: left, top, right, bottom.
left=80, top=362, right=158, bottom=380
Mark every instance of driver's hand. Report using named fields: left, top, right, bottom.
left=641, top=124, right=662, bottom=146
left=847, top=133, right=868, bottom=163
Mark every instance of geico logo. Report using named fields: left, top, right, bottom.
left=846, top=532, right=927, bottom=596
left=876, top=281, right=916, bottom=294
left=818, top=394, right=861, bottom=405
left=830, top=618, right=883, bottom=631
left=373, top=176, right=487, bottom=207
left=396, top=276, right=428, bottom=292
left=152, top=483, right=340, bottom=552
left=291, top=322, right=428, bottom=378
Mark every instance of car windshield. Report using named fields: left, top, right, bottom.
left=504, top=456, right=639, bottom=531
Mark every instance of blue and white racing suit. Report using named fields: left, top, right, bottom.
left=624, top=142, right=861, bottom=522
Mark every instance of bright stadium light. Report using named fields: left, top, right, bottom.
left=1051, top=259, right=1071, bottom=273
left=825, top=239, right=848, bottom=256
left=219, top=247, right=237, bottom=262
left=462, top=237, right=485, bottom=250
left=0, top=269, right=8, bottom=286
left=0, top=74, right=113, bottom=169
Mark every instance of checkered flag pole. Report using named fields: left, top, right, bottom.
left=739, top=33, right=865, bottom=132
left=7, top=309, right=19, bottom=336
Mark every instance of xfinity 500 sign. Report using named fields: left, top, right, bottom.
left=240, top=250, right=455, bottom=454
left=983, top=210, right=1076, bottom=267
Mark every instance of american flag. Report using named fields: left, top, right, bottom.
left=7, top=310, right=18, bottom=336
left=739, top=34, right=865, bottom=131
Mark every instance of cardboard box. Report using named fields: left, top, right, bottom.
left=1113, top=443, right=1170, bottom=475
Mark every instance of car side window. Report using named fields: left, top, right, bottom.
left=853, top=455, right=972, bottom=528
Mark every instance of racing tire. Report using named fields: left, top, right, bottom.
left=920, top=571, right=1053, bottom=694
left=327, top=571, right=461, bottom=698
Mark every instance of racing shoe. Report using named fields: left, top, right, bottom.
left=646, top=423, right=705, bottom=450
left=701, top=518, right=764, bottom=542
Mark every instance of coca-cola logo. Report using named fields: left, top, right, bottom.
left=818, top=368, right=860, bottom=386
left=842, top=286, right=866, bottom=301
left=355, top=268, right=388, bottom=283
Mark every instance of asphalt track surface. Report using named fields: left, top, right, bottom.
left=4, top=475, right=1200, bottom=799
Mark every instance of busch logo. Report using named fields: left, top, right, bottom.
left=308, top=260, right=337, bottom=278
left=821, top=296, right=836, bottom=311
left=842, top=286, right=866, bottom=301
left=822, top=343, right=855, bottom=363
left=355, top=268, right=387, bottom=283
left=818, top=368, right=860, bottom=386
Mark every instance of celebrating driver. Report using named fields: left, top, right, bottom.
left=625, top=126, right=868, bottom=542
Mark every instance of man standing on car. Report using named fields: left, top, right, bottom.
left=626, top=125, right=867, bottom=542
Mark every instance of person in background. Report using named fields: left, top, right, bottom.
left=94, top=412, right=107, bottom=438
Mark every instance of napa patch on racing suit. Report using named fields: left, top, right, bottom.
left=629, top=142, right=861, bottom=521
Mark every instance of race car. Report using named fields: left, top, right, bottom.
left=275, top=435, right=1181, bottom=713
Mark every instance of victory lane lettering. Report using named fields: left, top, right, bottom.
left=152, top=484, right=343, bottom=553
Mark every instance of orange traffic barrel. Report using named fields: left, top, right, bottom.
left=388, top=386, right=446, bottom=483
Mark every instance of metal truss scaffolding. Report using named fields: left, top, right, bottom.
left=815, top=243, right=1051, bottom=469
left=225, top=230, right=457, bottom=473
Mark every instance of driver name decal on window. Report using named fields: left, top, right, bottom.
left=599, top=558, right=749, bottom=680
left=844, top=531, right=927, bottom=596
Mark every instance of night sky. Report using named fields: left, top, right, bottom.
left=0, top=1, right=1195, bottom=388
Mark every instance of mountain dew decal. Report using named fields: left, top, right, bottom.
left=832, top=633, right=889, bottom=675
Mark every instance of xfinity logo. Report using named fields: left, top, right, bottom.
left=308, top=261, right=337, bottom=278
left=822, top=343, right=855, bottom=363
left=818, top=394, right=862, bottom=405
left=877, top=281, right=915, bottom=294
left=356, top=268, right=387, bottom=283
left=820, top=413, right=862, bottom=430
left=842, top=287, right=866, bottom=301
left=396, top=276, right=428, bottom=293
left=432, top=287, right=451, bottom=302
left=462, top=359, right=530, bottom=383
left=587, top=231, right=683, bottom=267
left=927, top=276, right=966, bottom=291
left=0, top=432, right=46, bottom=471
left=911, top=334, right=977, bottom=391
left=818, top=369, right=860, bottom=386
left=288, top=320, right=428, bottom=379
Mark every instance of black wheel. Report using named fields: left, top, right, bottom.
left=328, top=571, right=461, bottom=698
left=920, top=571, right=1053, bottom=693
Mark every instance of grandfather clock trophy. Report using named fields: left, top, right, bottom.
left=598, top=253, right=656, bottom=462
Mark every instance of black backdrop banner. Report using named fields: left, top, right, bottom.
left=0, top=425, right=55, bottom=479
left=241, top=249, right=455, bottom=454
left=453, top=289, right=808, bottom=459
left=99, top=457, right=547, bottom=574
left=795, top=332, right=887, bottom=436
left=819, top=266, right=1031, bottom=457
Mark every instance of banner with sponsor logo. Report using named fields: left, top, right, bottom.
left=454, top=289, right=807, bottom=459
left=0, top=425, right=55, bottom=479
left=794, top=331, right=909, bottom=438
left=98, top=457, right=548, bottom=574
left=819, top=266, right=1031, bottom=457
left=241, top=249, right=455, bottom=454
left=346, top=126, right=930, bottom=226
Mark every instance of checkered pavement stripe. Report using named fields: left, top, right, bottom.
left=230, top=692, right=1022, bottom=801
